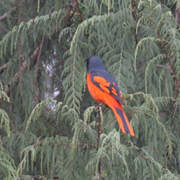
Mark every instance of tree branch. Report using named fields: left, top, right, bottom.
left=74, top=0, right=83, bottom=22
left=0, top=63, right=9, bottom=73
left=157, top=21, right=180, bottom=101
left=131, top=0, right=136, bottom=21
left=33, top=35, right=45, bottom=103
left=4, top=45, right=43, bottom=96
left=175, top=5, right=179, bottom=26
left=0, top=7, right=16, bottom=22
left=0, top=13, right=8, bottom=21
left=96, top=106, right=103, bottom=178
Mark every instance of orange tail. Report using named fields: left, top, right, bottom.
left=111, top=105, right=135, bottom=136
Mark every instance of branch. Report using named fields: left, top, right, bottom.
left=131, top=0, right=136, bottom=21
left=174, top=74, right=180, bottom=100
left=4, top=45, right=43, bottom=95
left=0, top=7, right=16, bottom=22
left=168, top=53, right=180, bottom=101
left=12, top=61, right=28, bottom=85
left=0, top=63, right=9, bottom=73
left=156, top=23, right=180, bottom=101
left=17, top=0, right=22, bottom=23
left=0, top=45, right=40, bottom=74
left=74, top=0, right=83, bottom=22
left=96, top=106, right=103, bottom=178
left=33, top=35, right=45, bottom=103
left=175, top=5, right=179, bottom=26
left=0, top=13, right=8, bottom=21
left=131, top=148, right=151, bottom=161
left=35, top=35, right=45, bottom=75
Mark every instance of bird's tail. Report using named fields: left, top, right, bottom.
left=111, top=105, right=135, bottom=136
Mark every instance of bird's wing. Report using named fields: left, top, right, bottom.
left=91, top=71, right=124, bottom=105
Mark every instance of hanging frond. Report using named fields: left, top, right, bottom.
left=62, top=9, right=136, bottom=112
left=0, top=9, right=64, bottom=60
left=0, top=83, right=11, bottom=136
left=0, top=83, right=10, bottom=102
left=134, top=37, right=159, bottom=71
left=133, top=146, right=178, bottom=180
left=17, top=135, right=71, bottom=179
left=25, top=98, right=62, bottom=131
left=0, top=0, right=179, bottom=179
left=0, top=146, right=19, bottom=179
left=17, top=144, right=37, bottom=176
left=0, top=109, right=11, bottom=137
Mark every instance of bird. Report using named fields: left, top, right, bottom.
left=86, top=56, right=135, bottom=136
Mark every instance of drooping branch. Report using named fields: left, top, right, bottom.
left=156, top=20, right=180, bottom=101
left=4, top=45, right=43, bottom=95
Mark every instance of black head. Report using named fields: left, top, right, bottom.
left=86, top=56, right=105, bottom=72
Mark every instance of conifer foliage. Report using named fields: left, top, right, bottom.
left=0, top=0, right=180, bottom=179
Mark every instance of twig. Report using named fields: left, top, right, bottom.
left=131, top=0, right=136, bottom=21
left=131, top=0, right=138, bottom=44
left=156, top=31, right=180, bottom=127
left=4, top=45, right=43, bottom=95
left=156, top=20, right=180, bottom=101
left=174, top=74, right=180, bottom=100
left=74, top=0, right=83, bottom=22
left=0, top=13, right=8, bottom=21
left=0, top=63, right=9, bottom=73
left=34, top=138, right=97, bottom=149
left=0, top=7, right=16, bottom=21
left=17, top=0, right=22, bottom=23
left=12, top=61, right=28, bottom=84
left=16, top=0, right=24, bottom=105
left=33, top=35, right=45, bottom=103
left=175, top=3, right=179, bottom=27
left=131, top=147, right=151, bottom=161
left=168, top=53, right=180, bottom=101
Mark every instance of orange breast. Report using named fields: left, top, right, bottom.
left=86, top=73, right=119, bottom=107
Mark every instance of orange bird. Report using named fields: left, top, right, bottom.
left=86, top=56, right=135, bottom=136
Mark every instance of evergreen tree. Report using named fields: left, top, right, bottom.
left=0, top=0, right=180, bottom=179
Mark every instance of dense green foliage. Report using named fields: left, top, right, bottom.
left=0, top=0, right=180, bottom=179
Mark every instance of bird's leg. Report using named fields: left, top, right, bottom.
left=103, top=104, right=109, bottom=113
left=95, top=103, right=103, bottom=111
left=95, top=103, right=108, bottom=113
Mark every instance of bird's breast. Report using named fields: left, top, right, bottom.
left=86, top=73, right=118, bottom=108
left=86, top=73, right=103, bottom=103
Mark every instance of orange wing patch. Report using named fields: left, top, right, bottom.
left=93, top=76, right=110, bottom=94
left=100, top=84, right=110, bottom=93
left=112, top=87, right=118, bottom=96
left=93, top=76, right=120, bottom=96
left=93, top=76, right=110, bottom=86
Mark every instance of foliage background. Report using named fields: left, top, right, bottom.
left=0, top=0, right=180, bottom=179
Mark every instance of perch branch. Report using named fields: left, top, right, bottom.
left=96, top=106, right=103, bottom=178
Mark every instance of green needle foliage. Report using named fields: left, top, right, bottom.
left=0, top=0, right=180, bottom=179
